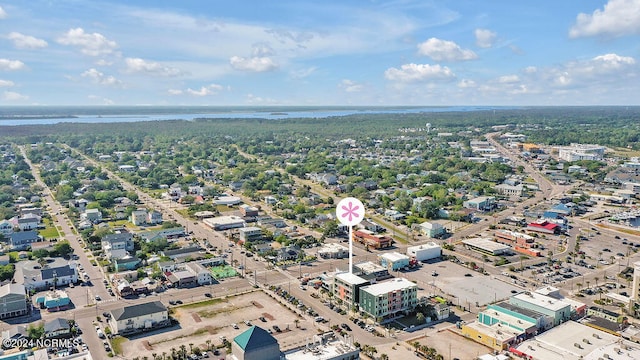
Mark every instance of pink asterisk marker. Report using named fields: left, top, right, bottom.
left=341, top=201, right=360, bottom=222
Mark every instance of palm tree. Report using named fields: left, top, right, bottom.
left=162, top=352, right=167, bottom=360
left=205, top=340, right=211, bottom=351
left=152, top=353, right=157, bottom=360
left=594, top=276, right=599, bottom=288
left=188, top=343, right=194, bottom=353
left=380, top=354, right=389, bottom=360
left=170, top=347, right=177, bottom=360
left=180, top=344, right=187, bottom=359
left=294, top=319, right=300, bottom=328
left=416, top=312, right=425, bottom=323
left=586, top=280, right=591, bottom=289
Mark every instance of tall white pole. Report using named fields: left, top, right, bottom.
left=349, top=226, right=353, bottom=274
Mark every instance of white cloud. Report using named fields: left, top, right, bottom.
left=0, top=80, right=14, bottom=87
left=7, top=32, right=48, bottom=49
left=457, top=79, right=476, bottom=88
left=289, top=67, right=317, bottom=79
left=498, top=75, right=520, bottom=83
left=417, top=38, right=477, bottom=61
left=3, top=91, right=28, bottom=101
left=570, top=0, right=640, bottom=38
left=95, top=59, right=113, bottom=66
left=87, top=95, right=114, bottom=105
left=186, top=84, right=223, bottom=96
left=167, top=89, right=183, bottom=95
left=81, top=68, right=122, bottom=86
left=57, top=28, right=118, bottom=56
left=0, top=59, right=25, bottom=71
left=339, top=79, right=364, bottom=92
left=0, top=6, right=6, bottom=19
left=524, top=66, right=538, bottom=74
left=384, top=63, right=455, bottom=82
left=125, top=58, right=183, bottom=77
left=230, top=56, right=278, bottom=72
left=474, top=28, right=496, bottom=48
left=245, top=93, right=278, bottom=104
left=252, top=43, right=274, bottom=57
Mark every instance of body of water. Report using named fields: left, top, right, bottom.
left=0, top=106, right=507, bottom=126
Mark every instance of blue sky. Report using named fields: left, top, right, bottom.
left=1, top=0, right=640, bottom=106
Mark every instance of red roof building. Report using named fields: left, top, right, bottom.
left=526, top=221, right=560, bottom=234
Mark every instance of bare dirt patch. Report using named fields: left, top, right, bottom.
left=192, top=313, right=201, bottom=322
left=142, top=340, right=152, bottom=351
left=263, top=312, right=275, bottom=320
left=252, top=300, right=264, bottom=308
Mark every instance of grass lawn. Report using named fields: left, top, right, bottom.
left=110, top=336, right=127, bottom=355
left=39, top=223, right=60, bottom=239
left=215, top=204, right=236, bottom=213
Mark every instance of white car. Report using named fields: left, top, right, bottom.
left=232, top=323, right=239, bottom=329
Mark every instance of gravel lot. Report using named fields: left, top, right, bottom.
left=116, top=290, right=320, bottom=358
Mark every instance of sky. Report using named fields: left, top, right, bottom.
left=1, top=0, right=640, bottom=106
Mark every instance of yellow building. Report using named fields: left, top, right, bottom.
left=461, top=321, right=520, bottom=351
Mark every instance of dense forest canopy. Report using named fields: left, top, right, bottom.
left=0, top=107, right=638, bottom=150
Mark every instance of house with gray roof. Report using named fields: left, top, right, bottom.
left=8, top=230, right=42, bottom=251
left=14, top=258, right=78, bottom=291
left=108, top=301, right=169, bottom=335
left=0, top=283, right=27, bottom=319
left=43, top=318, right=71, bottom=339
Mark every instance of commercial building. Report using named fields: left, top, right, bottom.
left=489, top=302, right=550, bottom=332
left=108, top=301, right=169, bottom=335
left=230, top=326, right=281, bottom=360
left=526, top=220, right=561, bottom=235
left=318, top=243, right=349, bottom=259
left=511, top=321, right=640, bottom=360
left=416, top=221, right=445, bottom=238
left=406, top=242, right=441, bottom=262
left=461, top=321, right=521, bottom=351
left=461, top=238, right=511, bottom=256
left=333, top=272, right=369, bottom=307
left=352, top=261, right=391, bottom=282
left=510, top=291, right=571, bottom=327
left=359, top=278, right=418, bottom=322
left=463, top=196, right=496, bottom=211
left=379, top=252, right=410, bottom=271
left=555, top=144, right=606, bottom=162
left=203, top=216, right=246, bottom=230
left=0, top=284, right=27, bottom=319
left=353, top=230, right=393, bottom=249
left=494, top=230, right=535, bottom=248
left=238, top=227, right=263, bottom=242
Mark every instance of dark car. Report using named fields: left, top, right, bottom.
left=465, top=273, right=473, bottom=277
left=340, top=323, right=352, bottom=331
left=204, top=293, right=212, bottom=298
left=259, top=316, right=267, bottom=322
left=272, top=325, right=281, bottom=332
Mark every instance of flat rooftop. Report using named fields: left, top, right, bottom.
left=360, top=278, right=416, bottom=296
left=335, top=272, right=368, bottom=285
left=380, top=252, right=409, bottom=262
left=494, top=302, right=547, bottom=320
left=464, top=322, right=519, bottom=342
left=462, top=237, right=511, bottom=252
left=512, top=291, right=571, bottom=312
left=512, top=321, right=639, bottom=360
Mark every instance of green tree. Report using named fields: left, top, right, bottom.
left=53, top=241, right=73, bottom=257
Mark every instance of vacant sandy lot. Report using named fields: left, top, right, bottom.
left=118, top=290, right=318, bottom=358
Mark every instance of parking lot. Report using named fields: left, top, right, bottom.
left=116, top=290, right=316, bottom=358
left=404, top=259, right=522, bottom=311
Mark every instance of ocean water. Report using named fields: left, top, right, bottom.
left=0, top=105, right=506, bottom=126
